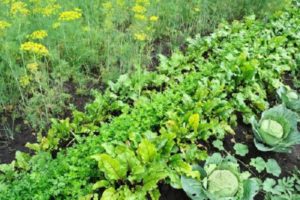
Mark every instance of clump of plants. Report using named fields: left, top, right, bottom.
left=251, top=105, right=300, bottom=152
left=1, top=1, right=300, bottom=200
left=277, top=86, right=300, bottom=113
left=181, top=153, right=260, bottom=200
left=0, top=0, right=289, bottom=137
left=262, top=168, right=300, bottom=199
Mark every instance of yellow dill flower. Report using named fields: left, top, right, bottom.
left=134, top=33, right=147, bottom=41
left=59, top=9, right=82, bottom=21
left=33, top=4, right=61, bottom=16
left=11, top=2, right=30, bottom=16
left=19, top=75, right=30, bottom=87
left=0, top=20, right=11, bottom=31
left=44, top=4, right=61, bottom=16
left=132, top=5, right=146, bottom=13
left=134, top=14, right=146, bottom=21
left=27, top=62, right=39, bottom=73
left=149, top=15, right=159, bottom=22
left=30, top=30, right=48, bottom=40
left=20, top=42, right=49, bottom=56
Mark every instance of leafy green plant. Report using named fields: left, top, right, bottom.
left=263, top=168, right=300, bottom=200
left=251, top=105, right=300, bottom=152
left=90, top=133, right=201, bottom=200
left=234, top=143, right=249, bottom=157
left=250, top=157, right=281, bottom=177
left=277, top=86, right=300, bottom=113
left=212, top=139, right=225, bottom=151
left=181, top=153, right=260, bottom=200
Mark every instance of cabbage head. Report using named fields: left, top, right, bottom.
left=251, top=105, right=300, bottom=153
left=181, top=153, right=260, bottom=200
left=277, top=86, right=300, bottom=113
left=207, top=169, right=239, bottom=198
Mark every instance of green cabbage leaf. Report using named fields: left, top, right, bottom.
left=277, top=86, right=300, bottom=113
left=251, top=105, right=300, bottom=153
left=181, top=153, right=260, bottom=200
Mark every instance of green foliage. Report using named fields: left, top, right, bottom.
left=181, top=153, right=260, bottom=200
left=263, top=169, right=300, bottom=200
left=251, top=105, right=300, bottom=152
left=89, top=134, right=200, bottom=199
left=33, top=8, right=300, bottom=149
left=277, top=86, right=300, bottom=113
left=250, top=157, right=282, bottom=177
left=234, top=143, right=249, bottom=157
left=0, top=0, right=289, bottom=135
left=266, top=159, right=282, bottom=177
left=212, top=139, right=225, bottom=151
left=1, top=1, right=300, bottom=199
left=250, top=157, right=267, bottom=173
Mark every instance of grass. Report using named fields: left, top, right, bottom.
left=0, top=0, right=288, bottom=137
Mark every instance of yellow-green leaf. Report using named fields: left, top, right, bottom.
left=94, top=154, right=127, bottom=181
left=137, top=139, right=157, bottom=163
left=92, top=180, right=109, bottom=190
left=189, top=113, right=200, bottom=131
left=101, top=188, right=118, bottom=200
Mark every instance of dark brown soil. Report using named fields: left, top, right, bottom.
left=64, top=80, right=99, bottom=112
left=0, top=124, right=36, bottom=163
left=283, top=72, right=297, bottom=91
left=148, top=37, right=173, bottom=71
left=159, top=184, right=189, bottom=200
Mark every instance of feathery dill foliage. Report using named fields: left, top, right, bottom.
left=0, top=0, right=288, bottom=137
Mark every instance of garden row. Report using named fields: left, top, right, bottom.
left=0, top=0, right=287, bottom=136
left=1, top=1, right=300, bottom=200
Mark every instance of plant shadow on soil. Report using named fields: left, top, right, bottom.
left=158, top=184, right=189, bottom=200
left=0, top=120, right=36, bottom=163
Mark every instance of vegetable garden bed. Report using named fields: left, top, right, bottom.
left=1, top=1, right=300, bottom=200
